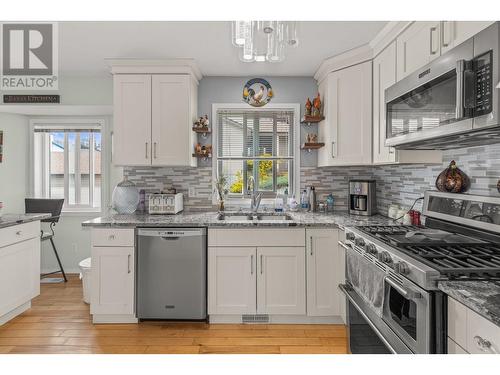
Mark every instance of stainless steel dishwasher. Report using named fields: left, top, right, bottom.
left=136, top=228, right=207, bottom=320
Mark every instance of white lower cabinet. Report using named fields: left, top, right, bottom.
left=90, top=228, right=136, bottom=322
left=306, top=229, right=342, bottom=317
left=0, top=222, right=41, bottom=325
left=257, top=246, right=305, bottom=315
left=208, top=247, right=256, bottom=315
left=447, top=296, right=500, bottom=354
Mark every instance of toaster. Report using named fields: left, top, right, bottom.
left=148, top=193, right=183, bottom=214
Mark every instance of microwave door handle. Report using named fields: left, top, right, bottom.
left=456, top=59, right=465, bottom=120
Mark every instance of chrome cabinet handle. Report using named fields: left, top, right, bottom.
left=310, top=236, right=313, bottom=256
left=441, top=21, right=449, bottom=48
left=154, top=142, right=157, bottom=159
left=260, top=254, right=263, bottom=274
left=474, top=336, right=498, bottom=353
left=430, top=26, right=438, bottom=55
left=331, top=141, right=335, bottom=158
left=127, top=254, right=131, bottom=274
left=145, top=142, right=149, bottom=159
left=250, top=255, right=254, bottom=275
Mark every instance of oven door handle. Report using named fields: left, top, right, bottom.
left=456, top=59, right=465, bottom=120
left=338, top=241, right=351, bottom=250
left=339, top=284, right=398, bottom=354
left=385, top=276, right=422, bottom=300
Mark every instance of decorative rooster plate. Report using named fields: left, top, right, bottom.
left=243, top=78, right=273, bottom=107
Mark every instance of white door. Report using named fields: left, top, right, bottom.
left=113, top=74, right=152, bottom=166
left=441, top=21, right=493, bottom=54
left=0, top=238, right=40, bottom=317
left=373, top=41, right=397, bottom=164
left=91, top=246, right=135, bottom=315
left=306, top=229, right=340, bottom=317
left=152, top=75, right=194, bottom=166
left=208, top=247, right=257, bottom=315
left=323, top=61, right=372, bottom=166
left=397, top=22, right=441, bottom=81
left=257, top=247, right=306, bottom=315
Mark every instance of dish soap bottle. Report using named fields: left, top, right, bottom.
left=274, top=192, right=284, bottom=212
left=300, top=189, right=309, bottom=210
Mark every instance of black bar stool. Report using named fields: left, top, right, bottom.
left=25, top=198, right=67, bottom=283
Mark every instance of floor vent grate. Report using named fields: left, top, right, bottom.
left=241, top=314, right=270, bottom=323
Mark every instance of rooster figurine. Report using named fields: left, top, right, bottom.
left=252, top=85, right=265, bottom=104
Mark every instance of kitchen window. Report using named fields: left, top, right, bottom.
left=214, top=105, right=298, bottom=199
left=31, top=119, right=104, bottom=213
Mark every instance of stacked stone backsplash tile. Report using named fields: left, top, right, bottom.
left=123, top=144, right=500, bottom=215
left=124, top=166, right=214, bottom=212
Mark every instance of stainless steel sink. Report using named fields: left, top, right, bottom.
left=216, top=212, right=293, bottom=222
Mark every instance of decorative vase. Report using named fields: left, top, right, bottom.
left=435, top=160, right=470, bottom=193
left=112, top=176, right=140, bottom=214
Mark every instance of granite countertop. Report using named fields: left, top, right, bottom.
left=0, top=213, right=52, bottom=229
left=81, top=210, right=395, bottom=229
left=438, top=280, right=500, bottom=326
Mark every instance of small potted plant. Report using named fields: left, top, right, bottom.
left=214, top=174, right=228, bottom=212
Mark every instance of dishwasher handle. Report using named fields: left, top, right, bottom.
left=137, top=228, right=205, bottom=238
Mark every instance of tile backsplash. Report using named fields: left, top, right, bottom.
left=124, top=144, right=500, bottom=214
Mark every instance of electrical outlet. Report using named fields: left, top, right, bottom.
left=188, top=186, right=196, bottom=198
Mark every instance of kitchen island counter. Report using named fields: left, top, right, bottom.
left=0, top=213, right=51, bottom=229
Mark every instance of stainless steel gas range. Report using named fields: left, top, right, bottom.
left=339, top=190, right=500, bottom=354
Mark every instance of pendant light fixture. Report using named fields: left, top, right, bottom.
left=232, top=21, right=299, bottom=63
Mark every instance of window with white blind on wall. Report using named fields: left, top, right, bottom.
left=215, top=107, right=297, bottom=198
left=32, top=120, right=104, bottom=213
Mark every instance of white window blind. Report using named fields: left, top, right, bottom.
left=216, top=109, right=294, bottom=196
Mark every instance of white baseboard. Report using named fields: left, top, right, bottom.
left=208, top=314, right=344, bottom=324
left=92, top=314, right=138, bottom=324
left=0, top=301, right=31, bottom=326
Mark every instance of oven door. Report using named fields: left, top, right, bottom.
left=340, top=284, right=413, bottom=354
left=382, top=276, right=432, bottom=354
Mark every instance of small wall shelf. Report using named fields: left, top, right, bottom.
left=300, top=116, right=324, bottom=125
left=192, top=152, right=212, bottom=161
left=192, top=127, right=211, bottom=138
left=301, top=142, right=325, bottom=152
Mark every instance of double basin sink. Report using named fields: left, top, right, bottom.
left=217, top=212, right=293, bottom=222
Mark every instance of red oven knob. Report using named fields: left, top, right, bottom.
left=378, top=251, right=392, bottom=263
left=355, top=237, right=365, bottom=247
left=365, top=243, right=378, bottom=255
left=346, top=232, right=355, bottom=241
left=394, top=261, right=410, bottom=275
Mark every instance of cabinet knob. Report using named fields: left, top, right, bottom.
left=16, top=231, right=22, bottom=236
left=474, top=335, right=497, bottom=353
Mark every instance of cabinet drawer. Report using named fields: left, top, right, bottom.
left=448, top=297, right=467, bottom=348
left=91, top=228, right=135, bottom=247
left=0, top=221, right=40, bottom=249
left=208, top=228, right=305, bottom=247
left=466, top=309, right=500, bottom=354
left=447, top=337, right=468, bottom=354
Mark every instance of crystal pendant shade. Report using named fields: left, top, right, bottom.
left=232, top=21, right=299, bottom=63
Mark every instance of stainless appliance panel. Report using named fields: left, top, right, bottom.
left=137, top=228, right=207, bottom=320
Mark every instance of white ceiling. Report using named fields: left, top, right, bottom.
left=58, top=21, right=387, bottom=77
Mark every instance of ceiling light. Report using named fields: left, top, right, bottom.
left=232, top=21, right=299, bottom=63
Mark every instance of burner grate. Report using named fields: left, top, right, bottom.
left=402, top=243, right=500, bottom=278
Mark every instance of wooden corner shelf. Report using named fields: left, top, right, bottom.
left=300, top=116, right=324, bottom=124
left=301, top=142, right=325, bottom=151
left=192, top=153, right=212, bottom=159
left=192, top=127, right=211, bottom=134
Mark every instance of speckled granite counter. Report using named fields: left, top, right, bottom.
left=81, top=211, right=395, bottom=229
left=0, top=213, right=51, bottom=229
left=439, top=280, right=500, bottom=326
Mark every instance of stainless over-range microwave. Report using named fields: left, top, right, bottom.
left=385, top=22, right=500, bottom=149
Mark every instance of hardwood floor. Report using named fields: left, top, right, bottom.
left=0, top=275, right=348, bottom=354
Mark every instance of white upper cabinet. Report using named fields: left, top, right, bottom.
left=373, top=41, right=442, bottom=164
left=110, top=60, right=201, bottom=167
left=440, top=21, right=493, bottom=54
left=152, top=75, right=195, bottom=166
left=318, top=61, right=372, bottom=166
left=113, top=74, right=152, bottom=166
left=397, top=22, right=441, bottom=81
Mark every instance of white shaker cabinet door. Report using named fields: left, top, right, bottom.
left=306, top=229, right=340, bottom=317
left=113, top=74, right=152, bottom=166
left=0, top=238, right=40, bottom=318
left=257, top=247, right=306, bottom=315
left=397, top=22, right=441, bottom=81
left=152, top=74, right=195, bottom=166
left=90, top=246, right=135, bottom=315
left=208, top=247, right=257, bottom=315
left=441, top=21, right=493, bottom=54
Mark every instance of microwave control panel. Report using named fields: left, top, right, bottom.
left=474, top=50, right=492, bottom=116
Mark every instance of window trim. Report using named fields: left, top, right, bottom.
left=211, top=103, right=301, bottom=205
left=29, top=118, right=108, bottom=215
